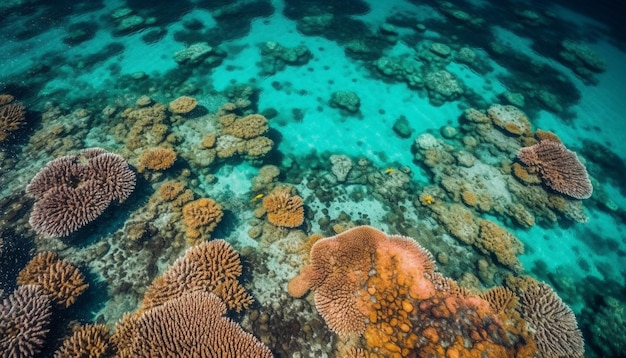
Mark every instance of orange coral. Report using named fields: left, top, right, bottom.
left=141, top=239, right=253, bottom=313
left=182, top=198, right=223, bottom=240
left=512, top=162, right=542, bottom=185
left=17, top=252, right=89, bottom=307
left=168, top=96, right=198, bottom=114
left=262, top=187, right=304, bottom=228
left=54, top=324, right=111, bottom=358
left=139, top=147, right=177, bottom=171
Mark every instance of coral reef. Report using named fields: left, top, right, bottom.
left=0, top=285, right=52, bottom=358
left=117, top=291, right=272, bottom=357
left=54, top=324, right=112, bottom=358
left=26, top=148, right=136, bottom=237
left=262, top=187, right=305, bottom=228
left=0, top=94, right=26, bottom=142
left=518, top=140, right=593, bottom=199
left=17, top=251, right=89, bottom=307
left=138, top=146, right=177, bottom=171
left=140, top=239, right=252, bottom=313
left=168, top=96, right=198, bottom=114
left=182, top=198, right=223, bottom=241
left=518, top=281, right=585, bottom=358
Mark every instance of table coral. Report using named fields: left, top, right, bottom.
left=168, top=96, right=198, bottom=114
left=518, top=140, right=593, bottom=199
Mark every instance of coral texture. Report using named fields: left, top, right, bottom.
left=26, top=148, right=136, bottom=237
left=222, top=113, right=269, bottom=139
left=0, top=285, right=52, bottom=358
left=54, top=324, right=112, bottom=358
left=262, top=187, right=304, bottom=228
left=141, top=239, right=253, bottom=313
left=139, top=147, right=177, bottom=171
left=17, top=251, right=89, bottom=307
left=487, top=104, right=532, bottom=136
left=168, top=96, right=198, bottom=114
left=519, top=282, right=584, bottom=357
left=182, top=198, right=223, bottom=239
left=0, top=95, right=26, bottom=142
left=517, top=141, right=592, bottom=199
left=125, top=291, right=272, bottom=357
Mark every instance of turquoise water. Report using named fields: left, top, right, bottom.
left=1, top=0, right=625, bottom=357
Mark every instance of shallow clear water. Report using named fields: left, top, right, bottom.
left=1, top=0, right=625, bottom=357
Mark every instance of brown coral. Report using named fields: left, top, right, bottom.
left=158, top=180, right=186, bottom=201
left=168, top=96, right=198, bottom=114
left=17, top=252, right=89, bottom=307
left=519, top=282, right=584, bottom=357
left=139, top=147, right=177, bottom=171
left=262, top=187, right=304, bottom=228
left=479, top=286, right=517, bottom=314
left=476, top=220, right=524, bottom=272
left=517, top=141, right=593, bottom=199
left=0, top=98, right=26, bottom=142
left=141, top=239, right=253, bottom=313
left=222, top=113, right=269, bottom=139
left=0, top=285, right=52, bottom=358
left=182, top=198, right=223, bottom=239
left=126, top=291, right=272, bottom=357
left=54, top=324, right=111, bottom=358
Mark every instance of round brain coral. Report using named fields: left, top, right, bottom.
left=182, top=198, right=223, bottom=240
left=17, top=251, right=89, bottom=307
left=168, top=96, right=198, bottom=114
left=139, top=147, right=177, bottom=171
left=262, top=187, right=304, bottom=228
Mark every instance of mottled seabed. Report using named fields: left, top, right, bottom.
left=1, top=0, right=626, bottom=357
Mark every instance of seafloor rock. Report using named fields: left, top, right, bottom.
left=329, top=91, right=361, bottom=114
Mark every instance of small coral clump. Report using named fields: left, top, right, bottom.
left=139, top=146, right=177, bottom=171
left=168, top=96, right=198, bottom=114
left=0, top=94, right=26, bottom=142
left=262, top=187, right=304, bottom=228
left=182, top=198, right=223, bottom=241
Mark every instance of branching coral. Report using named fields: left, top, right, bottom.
left=26, top=148, right=136, bottom=237
left=17, top=251, right=89, bottom=307
left=0, top=285, right=52, bottom=358
left=517, top=140, right=593, bottom=199
left=54, top=324, right=112, bottom=358
left=122, top=291, right=272, bottom=357
left=519, top=281, right=584, bottom=357
left=182, top=198, right=223, bottom=240
left=262, top=187, right=304, bottom=228
left=141, top=239, right=252, bottom=313
left=0, top=95, right=26, bottom=142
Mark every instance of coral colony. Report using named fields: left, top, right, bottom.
left=1, top=0, right=626, bottom=357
